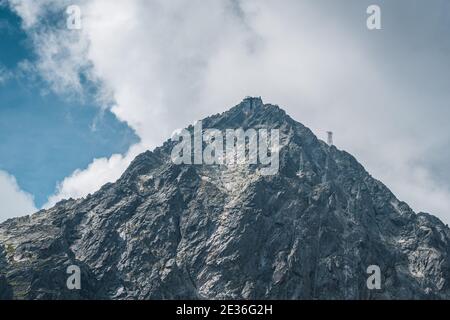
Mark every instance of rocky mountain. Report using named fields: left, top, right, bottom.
left=1, top=97, right=449, bottom=299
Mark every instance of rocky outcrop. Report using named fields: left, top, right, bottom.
left=1, top=97, right=449, bottom=299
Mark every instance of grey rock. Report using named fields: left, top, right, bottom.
left=1, top=97, right=449, bottom=299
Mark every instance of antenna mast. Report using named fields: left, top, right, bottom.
left=327, top=131, right=333, bottom=146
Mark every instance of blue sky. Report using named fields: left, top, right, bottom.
left=0, top=5, right=138, bottom=208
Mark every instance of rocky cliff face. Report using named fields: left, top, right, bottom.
left=1, top=97, right=449, bottom=299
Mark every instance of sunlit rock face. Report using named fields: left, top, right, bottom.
left=1, top=97, right=449, bottom=300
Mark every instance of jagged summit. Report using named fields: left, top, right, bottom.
left=242, top=96, right=264, bottom=108
left=200, top=96, right=290, bottom=130
left=1, top=99, right=449, bottom=300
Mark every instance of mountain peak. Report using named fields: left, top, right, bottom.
left=200, top=97, right=291, bottom=133
left=1, top=99, right=450, bottom=300
left=241, top=96, right=264, bottom=109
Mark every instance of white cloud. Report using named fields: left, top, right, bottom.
left=0, top=170, right=37, bottom=222
left=6, top=0, right=44, bottom=28
left=44, top=143, right=145, bottom=208
left=7, top=0, right=102, bottom=99
left=0, top=64, right=11, bottom=85
left=7, top=0, right=450, bottom=222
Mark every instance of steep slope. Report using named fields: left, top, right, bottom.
left=1, top=97, right=449, bottom=299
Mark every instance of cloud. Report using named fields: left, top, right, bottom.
left=7, top=0, right=450, bottom=222
left=0, top=170, right=37, bottom=222
left=44, top=143, right=145, bottom=208
left=0, top=64, right=12, bottom=85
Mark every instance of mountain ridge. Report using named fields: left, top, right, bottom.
left=1, top=97, right=449, bottom=299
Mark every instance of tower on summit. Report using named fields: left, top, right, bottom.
left=327, top=131, right=333, bottom=146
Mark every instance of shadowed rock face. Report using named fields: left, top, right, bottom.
left=1, top=97, right=449, bottom=300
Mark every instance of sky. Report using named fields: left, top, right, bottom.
left=0, top=2, right=138, bottom=217
left=0, top=0, right=449, bottom=223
